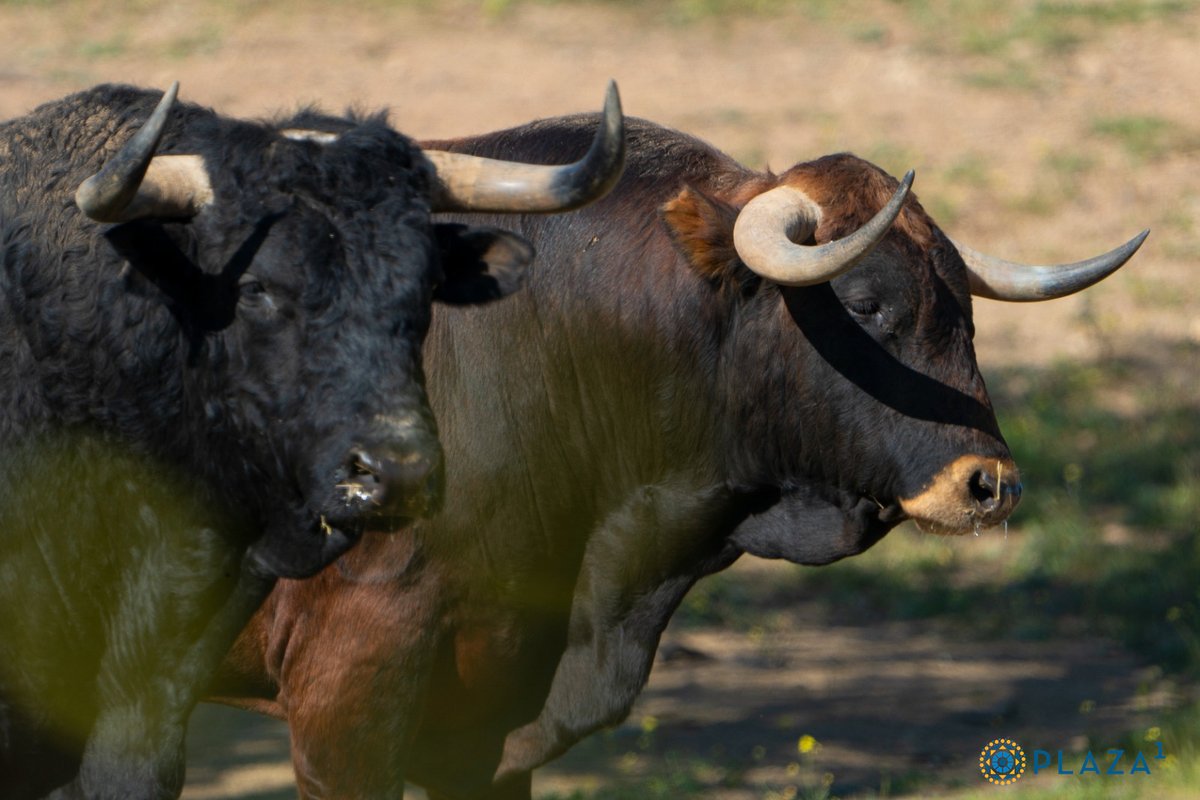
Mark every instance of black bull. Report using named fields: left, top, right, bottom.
left=211, top=116, right=1148, bottom=799
left=0, top=83, right=624, bottom=800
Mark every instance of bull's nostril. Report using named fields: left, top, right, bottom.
left=968, top=469, right=997, bottom=506
left=337, top=450, right=390, bottom=509
left=348, top=450, right=383, bottom=481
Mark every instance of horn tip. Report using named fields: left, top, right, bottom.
left=603, top=80, right=623, bottom=121
left=1115, top=228, right=1151, bottom=265
left=145, top=81, right=180, bottom=129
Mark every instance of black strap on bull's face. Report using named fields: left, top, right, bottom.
left=105, top=213, right=283, bottom=346
left=781, top=281, right=1002, bottom=437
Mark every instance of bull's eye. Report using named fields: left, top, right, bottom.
left=239, top=279, right=267, bottom=297
left=846, top=299, right=881, bottom=318
left=237, top=277, right=276, bottom=315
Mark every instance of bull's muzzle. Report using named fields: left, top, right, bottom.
left=899, top=455, right=1022, bottom=535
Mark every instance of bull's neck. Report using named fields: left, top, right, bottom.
left=427, top=265, right=729, bottom=522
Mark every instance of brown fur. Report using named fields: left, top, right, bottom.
left=660, top=187, right=742, bottom=282
left=662, top=153, right=936, bottom=287
left=782, top=154, right=937, bottom=250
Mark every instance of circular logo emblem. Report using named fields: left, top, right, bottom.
left=980, top=738, right=1026, bottom=785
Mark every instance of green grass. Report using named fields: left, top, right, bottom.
left=1092, top=115, right=1200, bottom=162
left=165, top=25, right=225, bottom=59
left=77, top=34, right=129, bottom=60
left=944, top=709, right=1199, bottom=799
left=475, top=0, right=835, bottom=22
left=459, top=0, right=1200, bottom=40
left=905, top=0, right=1196, bottom=54
left=961, top=61, right=1043, bottom=91
left=943, top=154, right=995, bottom=190
left=540, top=745, right=877, bottom=800
left=1002, top=147, right=1102, bottom=215
left=862, top=142, right=924, bottom=184
left=541, top=708, right=1199, bottom=799
left=998, top=353, right=1200, bottom=534
left=877, top=0, right=1197, bottom=93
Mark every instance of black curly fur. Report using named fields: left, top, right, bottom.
left=0, top=84, right=470, bottom=799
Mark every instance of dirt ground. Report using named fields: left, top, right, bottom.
left=181, top=573, right=1178, bottom=799
left=1, top=1, right=1197, bottom=797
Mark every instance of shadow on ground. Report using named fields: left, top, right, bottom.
left=183, top=595, right=1172, bottom=799
left=184, top=707, right=293, bottom=800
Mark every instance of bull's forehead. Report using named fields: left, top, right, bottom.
left=777, top=153, right=937, bottom=250
left=221, top=123, right=440, bottom=287
left=259, top=202, right=438, bottom=308
left=184, top=175, right=438, bottom=324
left=257, top=116, right=433, bottom=211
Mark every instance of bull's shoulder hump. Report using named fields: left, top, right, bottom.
left=424, top=114, right=748, bottom=193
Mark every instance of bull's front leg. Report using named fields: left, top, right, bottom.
left=48, top=545, right=274, bottom=800
left=493, top=481, right=743, bottom=783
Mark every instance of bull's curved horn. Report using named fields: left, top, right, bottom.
left=732, top=170, right=914, bottom=286
left=423, top=81, right=625, bottom=213
left=957, top=230, right=1150, bottom=301
left=76, top=82, right=213, bottom=223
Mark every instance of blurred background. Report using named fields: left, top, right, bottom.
left=2, top=1, right=1196, bottom=797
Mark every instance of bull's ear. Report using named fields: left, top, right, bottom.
left=662, top=185, right=741, bottom=282
left=432, top=222, right=535, bottom=305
